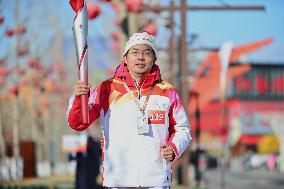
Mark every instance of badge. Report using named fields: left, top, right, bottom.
left=137, top=113, right=149, bottom=135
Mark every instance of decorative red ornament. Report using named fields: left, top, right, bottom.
left=256, top=75, right=269, bottom=94
left=0, top=67, right=9, bottom=77
left=273, top=75, right=284, bottom=93
left=235, top=76, right=251, bottom=92
left=9, top=85, right=19, bottom=96
left=141, top=22, right=157, bottom=36
left=5, top=29, right=14, bottom=37
left=0, top=16, right=4, bottom=25
left=87, top=2, right=101, bottom=20
left=27, top=57, right=42, bottom=69
left=16, top=25, right=26, bottom=35
left=125, top=0, right=144, bottom=12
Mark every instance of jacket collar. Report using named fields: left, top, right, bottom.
left=114, top=59, right=162, bottom=88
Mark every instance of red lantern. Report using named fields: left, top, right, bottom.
left=140, top=22, right=157, bottom=36
left=87, top=2, right=101, bottom=20
left=125, top=0, right=144, bottom=12
left=0, top=16, right=4, bottom=25
left=0, top=58, right=6, bottom=65
left=16, top=25, right=26, bottom=35
left=27, top=57, right=42, bottom=69
left=273, top=75, right=284, bottom=93
left=0, top=67, right=9, bottom=77
left=5, top=28, right=14, bottom=37
left=256, top=75, right=269, bottom=94
left=235, top=76, right=251, bottom=92
left=9, top=85, right=19, bottom=96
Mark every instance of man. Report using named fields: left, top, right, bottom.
left=67, top=32, right=191, bottom=188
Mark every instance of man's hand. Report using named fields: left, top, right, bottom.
left=161, top=144, right=175, bottom=161
left=74, top=81, right=90, bottom=96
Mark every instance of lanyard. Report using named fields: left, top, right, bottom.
left=122, top=79, right=155, bottom=114
left=132, top=76, right=146, bottom=99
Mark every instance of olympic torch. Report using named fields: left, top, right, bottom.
left=69, top=0, right=89, bottom=124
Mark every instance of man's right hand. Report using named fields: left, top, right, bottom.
left=74, top=81, right=90, bottom=96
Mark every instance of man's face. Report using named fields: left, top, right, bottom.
left=125, top=44, right=155, bottom=78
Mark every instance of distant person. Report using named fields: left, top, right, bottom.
left=266, top=153, right=276, bottom=171
left=67, top=32, right=191, bottom=188
left=75, top=135, right=102, bottom=189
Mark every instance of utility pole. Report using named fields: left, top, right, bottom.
left=180, top=0, right=188, bottom=107
left=0, top=101, right=5, bottom=160
left=12, top=0, right=20, bottom=162
left=168, top=1, right=175, bottom=84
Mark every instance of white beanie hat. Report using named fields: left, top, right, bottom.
left=123, top=32, right=157, bottom=56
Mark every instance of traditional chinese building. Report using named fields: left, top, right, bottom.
left=190, top=63, right=284, bottom=155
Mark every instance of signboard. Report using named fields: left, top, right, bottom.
left=62, top=134, right=87, bottom=153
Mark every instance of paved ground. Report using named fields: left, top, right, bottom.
left=202, top=168, right=284, bottom=189
left=1, top=168, right=283, bottom=189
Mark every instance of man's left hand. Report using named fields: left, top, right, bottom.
left=161, top=144, right=175, bottom=161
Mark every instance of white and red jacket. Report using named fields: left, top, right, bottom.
left=67, top=63, right=191, bottom=187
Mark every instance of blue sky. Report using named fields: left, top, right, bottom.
left=0, top=0, right=283, bottom=71
left=180, top=0, right=284, bottom=63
